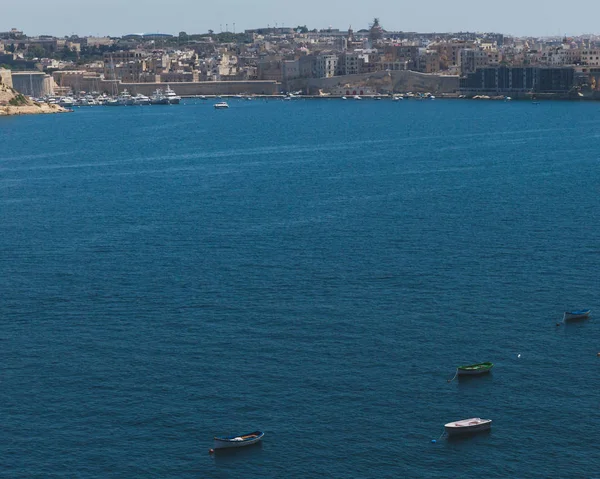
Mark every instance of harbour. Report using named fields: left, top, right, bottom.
left=2, top=99, right=600, bottom=477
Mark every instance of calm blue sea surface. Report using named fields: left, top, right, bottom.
left=1, top=98, right=600, bottom=478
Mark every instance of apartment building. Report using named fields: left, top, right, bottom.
left=316, top=54, right=338, bottom=78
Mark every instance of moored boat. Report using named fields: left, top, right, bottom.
left=133, top=93, right=151, bottom=105
left=164, top=85, right=181, bottom=104
left=457, top=362, right=494, bottom=376
left=150, top=89, right=169, bottom=105
left=117, top=89, right=134, bottom=106
left=563, top=309, right=591, bottom=321
left=213, top=430, right=264, bottom=450
left=444, top=418, right=492, bottom=437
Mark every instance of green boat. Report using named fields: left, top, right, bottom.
left=457, top=362, right=494, bottom=376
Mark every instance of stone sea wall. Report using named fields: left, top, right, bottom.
left=53, top=75, right=280, bottom=96
left=288, top=70, right=460, bottom=95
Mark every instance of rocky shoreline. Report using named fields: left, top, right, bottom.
left=0, top=103, right=68, bottom=116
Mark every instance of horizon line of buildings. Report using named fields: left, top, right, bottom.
left=2, top=25, right=600, bottom=97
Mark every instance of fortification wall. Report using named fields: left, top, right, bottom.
left=53, top=75, right=280, bottom=96
left=288, top=70, right=460, bottom=94
left=0, top=68, right=13, bottom=88
left=11, top=72, right=54, bottom=97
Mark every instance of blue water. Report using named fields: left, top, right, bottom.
left=1, top=98, right=600, bottom=478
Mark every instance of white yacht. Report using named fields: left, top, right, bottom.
left=150, top=89, right=169, bottom=105
left=164, top=85, right=181, bottom=104
left=117, top=89, right=134, bottom=106
left=58, top=96, right=75, bottom=108
left=133, top=93, right=151, bottom=105
left=214, top=101, right=229, bottom=109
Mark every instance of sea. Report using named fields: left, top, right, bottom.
left=1, top=98, right=600, bottom=478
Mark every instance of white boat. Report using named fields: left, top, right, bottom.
left=133, top=93, right=151, bottom=105
left=117, top=89, right=134, bottom=106
left=150, top=89, right=169, bottom=105
left=214, top=101, right=229, bottom=109
left=341, top=96, right=347, bottom=100
left=563, top=309, right=591, bottom=321
left=164, top=85, right=181, bottom=104
left=58, top=97, right=75, bottom=108
left=444, top=418, right=492, bottom=437
left=353, top=95, right=362, bottom=100
left=212, top=431, right=264, bottom=450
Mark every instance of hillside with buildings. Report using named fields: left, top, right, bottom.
left=1, top=23, right=600, bottom=99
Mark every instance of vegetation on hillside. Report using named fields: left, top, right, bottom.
left=8, top=93, right=28, bottom=106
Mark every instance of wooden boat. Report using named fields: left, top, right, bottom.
left=444, top=418, right=492, bottom=437
left=213, top=431, right=264, bottom=450
left=457, top=362, right=494, bottom=376
left=563, top=310, right=591, bottom=321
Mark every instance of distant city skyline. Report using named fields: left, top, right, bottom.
left=4, top=0, right=600, bottom=38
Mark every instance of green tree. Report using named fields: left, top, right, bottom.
left=296, top=25, right=308, bottom=34
left=27, top=45, right=46, bottom=59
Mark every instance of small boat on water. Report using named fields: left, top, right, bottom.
left=457, top=362, right=494, bottom=376
left=563, top=310, right=591, bottom=321
left=213, top=431, right=264, bottom=450
left=214, top=101, right=229, bottom=109
left=444, top=418, right=492, bottom=437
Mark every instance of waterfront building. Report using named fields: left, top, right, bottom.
left=430, top=41, right=476, bottom=70
left=459, top=49, right=492, bottom=74
left=337, top=52, right=368, bottom=75
left=460, top=66, right=575, bottom=95
left=417, top=49, right=441, bottom=73
left=581, top=49, right=600, bottom=66
left=257, top=58, right=283, bottom=81
left=316, top=54, right=338, bottom=78
left=299, top=55, right=317, bottom=78
left=282, top=60, right=300, bottom=81
left=383, top=45, right=419, bottom=69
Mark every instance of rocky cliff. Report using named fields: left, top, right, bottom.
left=0, top=75, right=66, bottom=116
